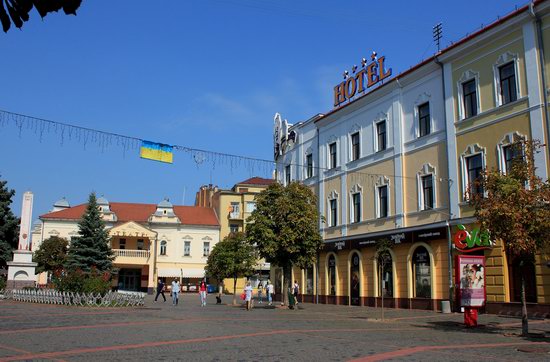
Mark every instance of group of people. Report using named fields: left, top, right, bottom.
left=153, top=278, right=299, bottom=310
left=242, top=280, right=275, bottom=310
left=153, top=279, right=214, bottom=306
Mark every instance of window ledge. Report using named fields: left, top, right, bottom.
left=455, top=96, right=527, bottom=124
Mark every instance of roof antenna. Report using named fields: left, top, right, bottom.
left=433, top=22, right=443, bottom=53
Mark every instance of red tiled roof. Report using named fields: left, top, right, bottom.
left=40, top=202, right=219, bottom=227
left=237, top=177, right=275, bottom=186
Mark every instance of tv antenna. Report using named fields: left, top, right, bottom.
left=433, top=22, right=443, bottom=52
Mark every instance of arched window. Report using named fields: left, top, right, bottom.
left=377, top=251, right=393, bottom=297
left=509, top=257, right=537, bottom=303
left=328, top=255, right=336, bottom=296
left=350, top=252, right=361, bottom=305
left=413, top=246, right=431, bottom=298
left=160, top=240, right=167, bottom=256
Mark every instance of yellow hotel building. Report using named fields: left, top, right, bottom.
left=273, top=1, right=550, bottom=316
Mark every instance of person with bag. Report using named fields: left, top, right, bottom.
left=199, top=280, right=208, bottom=307
left=244, top=281, right=253, bottom=311
left=266, top=280, right=274, bottom=306
left=293, top=280, right=300, bottom=305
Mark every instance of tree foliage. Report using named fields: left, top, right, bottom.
left=247, top=182, right=323, bottom=304
left=469, top=140, right=550, bottom=258
left=205, top=231, right=257, bottom=305
left=65, top=192, right=114, bottom=273
left=469, top=139, right=550, bottom=335
left=1, top=0, right=83, bottom=33
left=33, top=236, right=68, bottom=274
left=0, top=175, right=19, bottom=269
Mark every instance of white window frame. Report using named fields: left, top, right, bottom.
left=245, top=201, right=256, bottom=213
left=457, top=69, right=481, bottom=120
left=327, top=135, right=338, bottom=169
left=460, top=144, right=486, bottom=201
left=183, top=240, right=191, bottom=256
left=349, top=184, right=362, bottom=224
left=160, top=240, right=167, bottom=256
left=497, top=132, right=525, bottom=174
left=374, top=176, right=390, bottom=218
left=414, top=92, right=432, bottom=138
left=417, top=163, right=437, bottom=211
left=493, top=52, right=520, bottom=107
left=305, top=151, right=314, bottom=179
left=374, top=119, right=388, bottom=152
left=203, top=241, right=210, bottom=257
left=349, top=124, right=361, bottom=162
left=327, top=190, right=339, bottom=227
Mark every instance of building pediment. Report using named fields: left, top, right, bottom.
left=109, top=221, right=157, bottom=239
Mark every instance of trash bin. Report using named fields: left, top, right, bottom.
left=441, top=300, right=451, bottom=314
left=288, top=292, right=296, bottom=309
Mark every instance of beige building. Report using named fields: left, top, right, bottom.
left=195, top=177, right=274, bottom=285
left=32, top=197, right=220, bottom=293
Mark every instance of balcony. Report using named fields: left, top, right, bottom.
left=113, top=249, right=150, bottom=265
left=228, top=211, right=242, bottom=220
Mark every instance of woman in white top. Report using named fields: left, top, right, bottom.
left=244, top=281, right=253, bottom=311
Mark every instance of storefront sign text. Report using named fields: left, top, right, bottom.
left=453, top=224, right=494, bottom=252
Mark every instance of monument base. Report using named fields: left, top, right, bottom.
left=6, top=250, right=37, bottom=290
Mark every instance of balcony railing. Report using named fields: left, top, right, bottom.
left=113, top=249, right=150, bottom=258
left=229, top=211, right=242, bottom=219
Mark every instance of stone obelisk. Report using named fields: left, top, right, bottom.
left=7, top=191, right=37, bottom=289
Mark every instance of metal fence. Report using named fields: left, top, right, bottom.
left=0, top=289, right=145, bottom=307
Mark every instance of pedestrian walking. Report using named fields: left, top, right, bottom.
left=293, top=280, right=300, bottom=305
left=199, top=280, right=207, bottom=306
left=244, top=281, right=253, bottom=311
left=216, top=282, right=223, bottom=304
left=171, top=280, right=180, bottom=306
left=154, top=278, right=166, bottom=303
left=257, top=282, right=263, bottom=304
left=267, top=280, right=274, bottom=306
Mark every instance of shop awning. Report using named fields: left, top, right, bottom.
left=157, top=268, right=205, bottom=278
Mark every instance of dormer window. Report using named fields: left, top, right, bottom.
left=163, top=210, right=167, bottom=215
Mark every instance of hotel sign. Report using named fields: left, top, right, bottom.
left=333, top=52, right=392, bottom=108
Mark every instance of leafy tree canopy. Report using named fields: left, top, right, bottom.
left=1, top=0, right=83, bottom=33
left=469, top=140, right=550, bottom=258
left=65, top=192, right=114, bottom=273
left=247, top=182, right=323, bottom=270
left=33, top=235, right=68, bottom=274
left=0, top=175, right=19, bottom=268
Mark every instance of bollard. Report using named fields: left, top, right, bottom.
left=441, top=300, right=451, bottom=314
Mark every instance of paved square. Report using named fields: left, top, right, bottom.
left=1, top=295, right=549, bottom=361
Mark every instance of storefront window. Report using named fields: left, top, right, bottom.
left=413, top=246, right=431, bottom=298
left=378, top=251, right=393, bottom=297
left=328, top=255, right=336, bottom=296
left=305, top=266, right=314, bottom=295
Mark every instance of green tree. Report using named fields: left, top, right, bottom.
left=205, top=231, right=257, bottom=305
left=33, top=236, right=68, bottom=274
left=1, top=0, right=83, bottom=33
left=247, top=182, right=323, bottom=306
left=469, top=139, right=550, bottom=336
left=65, top=192, right=114, bottom=273
left=375, top=239, right=394, bottom=321
left=0, top=176, right=19, bottom=269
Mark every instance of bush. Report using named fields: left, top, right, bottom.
left=0, top=276, right=6, bottom=290
left=53, top=267, right=112, bottom=295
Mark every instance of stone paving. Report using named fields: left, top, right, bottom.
left=0, top=294, right=549, bottom=361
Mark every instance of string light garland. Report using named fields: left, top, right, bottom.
left=0, top=108, right=451, bottom=184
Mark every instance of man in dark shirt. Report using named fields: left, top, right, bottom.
left=154, top=279, right=166, bottom=302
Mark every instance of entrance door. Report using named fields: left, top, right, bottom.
left=118, top=269, right=141, bottom=291
left=350, top=252, right=360, bottom=306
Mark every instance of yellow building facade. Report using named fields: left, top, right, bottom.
left=32, top=197, right=220, bottom=293
left=273, top=1, right=550, bottom=316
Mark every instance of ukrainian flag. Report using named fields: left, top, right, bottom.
left=140, top=141, right=173, bottom=164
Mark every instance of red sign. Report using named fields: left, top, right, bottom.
left=453, top=224, right=493, bottom=252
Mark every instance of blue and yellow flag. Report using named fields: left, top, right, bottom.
left=140, top=141, right=173, bottom=164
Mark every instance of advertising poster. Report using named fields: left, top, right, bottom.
left=457, top=255, right=486, bottom=307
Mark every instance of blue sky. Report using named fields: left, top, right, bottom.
left=0, top=0, right=525, bottom=219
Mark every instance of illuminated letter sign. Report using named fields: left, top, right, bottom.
left=453, top=224, right=493, bottom=252
left=333, top=52, right=392, bottom=108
